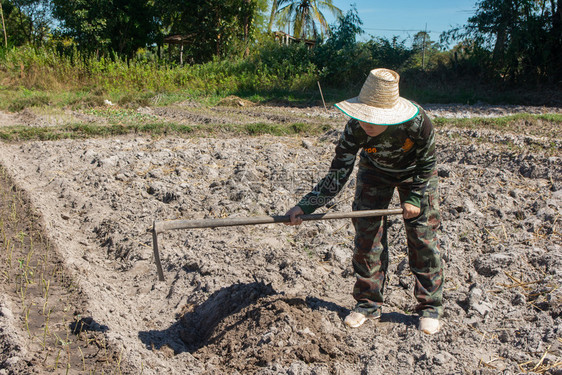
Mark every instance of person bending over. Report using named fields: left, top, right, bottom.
left=285, top=68, right=443, bottom=335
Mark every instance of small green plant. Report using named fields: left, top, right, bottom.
left=0, top=165, right=120, bottom=372
left=42, top=308, right=52, bottom=349
left=78, top=347, right=86, bottom=372
left=303, top=245, right=315, bottom=259
left=53, top=349, right=62, bottom=370
left=24, top=303, right=32, bottom=338
left=5, top=239, right=14, bottom=269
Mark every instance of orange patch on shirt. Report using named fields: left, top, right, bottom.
left=365, top=147, right=377, bottom=153
left=401, top=138, right=414, bottom=152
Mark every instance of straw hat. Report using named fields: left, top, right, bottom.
left=335, top=68, right=418, bottom=125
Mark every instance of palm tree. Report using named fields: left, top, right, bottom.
left=0, top=2, right=7, bottom=48
left=268, top=0, right=280, bottom=33
left=269, top=0, right=342, bottom=39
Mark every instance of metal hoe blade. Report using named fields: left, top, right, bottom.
left=151, top=208, right=403, bottom=281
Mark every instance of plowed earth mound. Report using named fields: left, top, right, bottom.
left=181, top=282, right=358, bottom=373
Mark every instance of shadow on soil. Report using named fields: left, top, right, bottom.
left=138, top=281, right=352, bottom=356
left=380, top=311, right=417, bottom=326
left=138, top=281, right=277, bottom=355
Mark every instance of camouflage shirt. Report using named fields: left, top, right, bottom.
left=297, top=105, right=436, bottom=214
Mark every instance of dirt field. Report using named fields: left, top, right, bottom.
left=0, top=102, right=561, bottom=374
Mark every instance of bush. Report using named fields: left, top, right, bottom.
left=8, top=93, right=50, bottom=111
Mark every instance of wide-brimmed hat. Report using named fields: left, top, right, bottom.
left=335, top=68, right=418, bottom=125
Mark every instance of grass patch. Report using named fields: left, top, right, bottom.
left=0, top=122, right=184, bottom=141
left=0, top=46, right=321, bottom=105
left=0, top=111, right=560, bottom=143
left=83, top=107, right=159, bottom=123
left=7, top=93, right=51, bottom=112
left=0, top=86, right=332, bottom=113
left=0, top=87, right=107, bottom=111
left=433, top=113, right=562, bottom=139
left=0, top=120, right=333, bottom=142
left=244, top=123, right=289, bottom=136
left=240, top=122, right=319, bottom=136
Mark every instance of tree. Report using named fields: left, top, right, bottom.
left=51, top=0, right=157, bottom=57
left=267, top=0, right=279, bottom=32
left=468, top=0, right=527, bottom=64
left=366, top=36, right=414, bottom=71
left=272, top=0, right=342, bottom=39
left=0, top=1, right=7, bottom=47
left=313, top=6, right=368, bottom=85
left=443, top=0, right=562, bottom=82
left=549, top=0, right=562, bottom=79
left=0, top=0, right=52, bottom=46
left=324, top=4, right=362, bottom=48
left=156, top=0, right=265, bottom=63
left=412, top=31, right=439, bottom=69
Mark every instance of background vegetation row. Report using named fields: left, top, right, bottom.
left=0, top=0, right=561, bottom=110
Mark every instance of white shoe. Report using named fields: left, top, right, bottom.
left=419, top=317, right=440, bottom=335
left=344, top=312, right=366, bottom=327
left=344, top=310, right=381, bottom=328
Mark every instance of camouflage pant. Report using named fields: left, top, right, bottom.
left=351, top=163, right=443, bottom=319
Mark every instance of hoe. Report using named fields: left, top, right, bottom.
left=152, top=208, right=403, bottom=281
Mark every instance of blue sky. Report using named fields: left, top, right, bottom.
left=324, top=0, right=478, bottom=45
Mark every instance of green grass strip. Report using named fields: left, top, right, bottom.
left=0, top=113, right=560, bottom=143
left=432, top=113, right=562, bottom=138
left=0, top=121, right=331, bottom=142
left=432, top=113, right=562, bottom=127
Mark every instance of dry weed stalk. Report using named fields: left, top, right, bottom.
left=478, top=356, right=504, bottom=370
left=444, top=283, right=459, bottom=292
left=499, top=271, right=542, bottom=290
left=518, top=345, right=562, bottom=374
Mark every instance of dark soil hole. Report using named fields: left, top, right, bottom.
left=180, top=281, right=276, bottom=352
left=180, top=283, right=358, bottom=372
left=70, top=316, right=109, bottom=334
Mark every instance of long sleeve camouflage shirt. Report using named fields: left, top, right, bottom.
left=297, top=105, right=436, bottom=214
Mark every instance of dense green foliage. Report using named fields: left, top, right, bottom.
left=0, top=0, right=52, bottom=46
left=1, top=0, right=270, bottom=61
left=0, top=0, right=561, bottom=106
left=0, top=11, right=444, bottom=99
left=443, top=0, right=562, bottom=82
left=51, top=0, right=156, bottom=57
left=154, top=0, right=267, bottom=63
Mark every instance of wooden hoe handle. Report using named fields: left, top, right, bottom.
left=152, top=208, right=403, bottom=281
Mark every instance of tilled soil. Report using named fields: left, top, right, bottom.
left=0, top=103, right=560, bottom=374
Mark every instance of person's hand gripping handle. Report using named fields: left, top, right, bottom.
left=401, top=202, right=421, bottom=219
left=284, top=206, right=304, bottom=226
